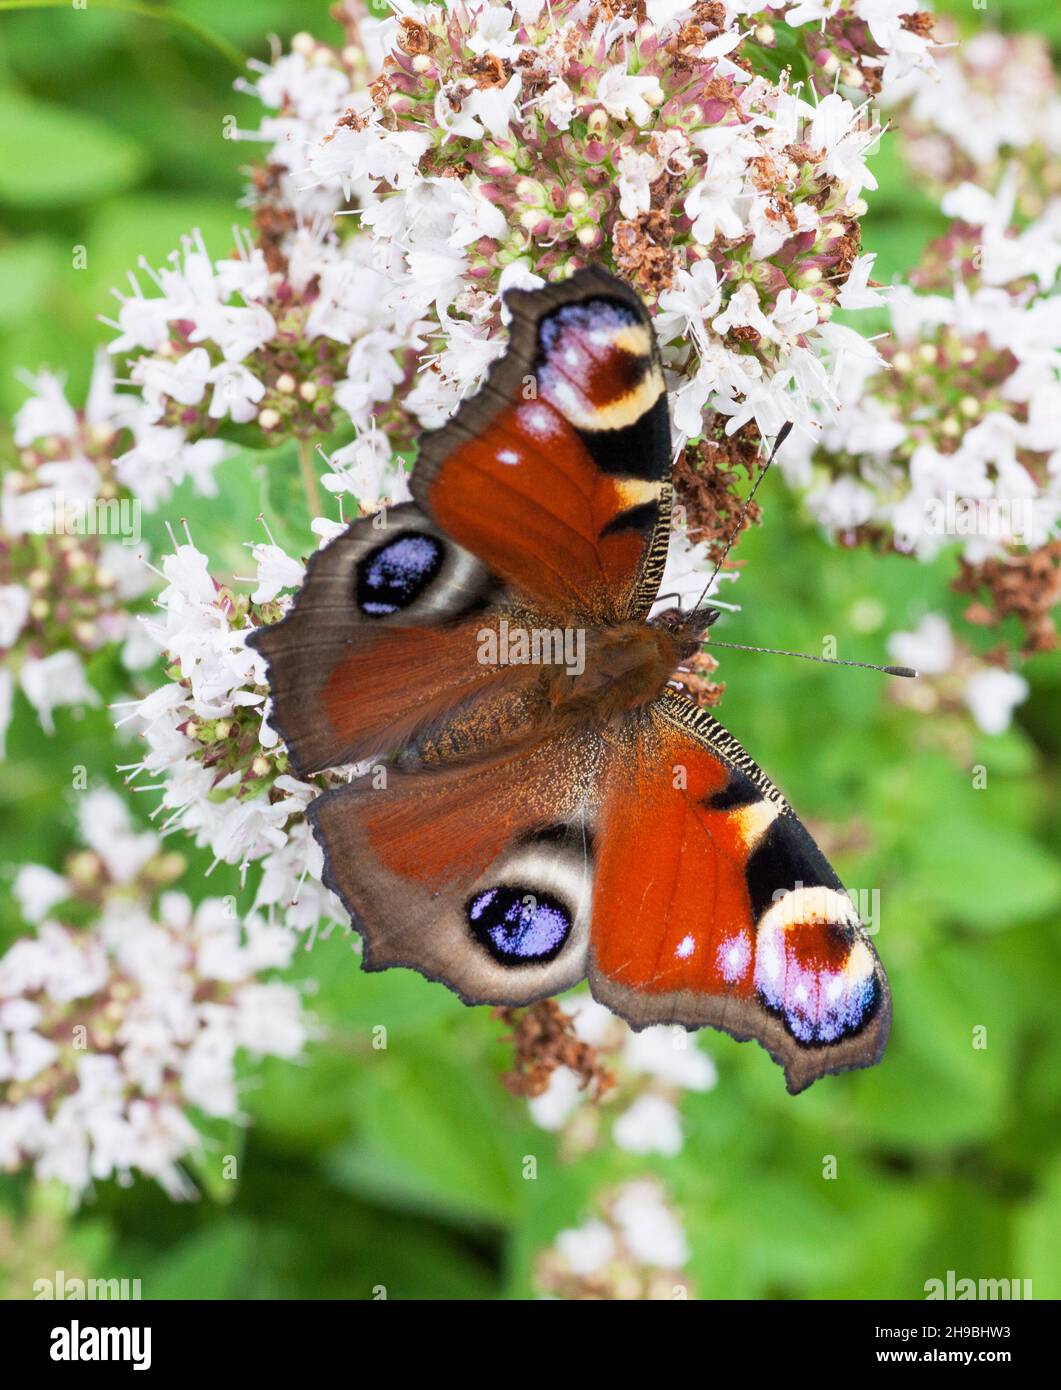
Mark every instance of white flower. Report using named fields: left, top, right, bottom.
left=114, top=422, right=224, bottom=509
left=207, top=362, right=266, bottom=423
left=12, top=369, right=78, bottom=446
left=809, top=94, right=879, bottom=202
left=132, top=347, right=212, bottom=412
left=838, top=253, right=887, bottom=310
left=769, top=288, right=821, bottom=345
left=468, top=6, right=521, bottom=59
left=622, top=1027, right=717, bottom=1090
left=616, top=147, right=661, bottom=219
left=250, top=543, right=305, bottom=603
left=323, top=432, right=409, bottom=504
left=214, top=247, right=271, bottom=302
left=806, top=475, right=877, bottom=532
left=555, top=1220, right=617, bottom=1276
left=463, top=73, right=523, bottom=139
left=194, top=301, right=277, bottom=364
left=538, top=79, right=575, bottom=131
left=612, top=1180, right=690, bottom=1268
left=655, top=260, right=722, bottom=343
left=19, top=651, right=100, bottom=734
left=963, top=668, right=1029, bottom=735
left=0, top=584, right=31, bottom=648
left=613, top=1093, right=685, bottom=1156
left=855, top=0, right=936, bottom=88
left=684, top=169, right=744, bottom=244
left=784, top=0, right=837, bottom=24
left=565, top=996, right=617, bottom=1046
left=595, top=68, right=664, bottom=126
left=12, top=865, right=70, bottom=924
left=712, top=283, right=779, bottom=342
left=311, top=123, right=431, bottom=196
left=77, top=787, right=160, bottom=885
left=527, top=1066, right=585, bottom=1132
left=888, top=614, right=955, bottom=677
left=0, top=886, right=308, bottom=1197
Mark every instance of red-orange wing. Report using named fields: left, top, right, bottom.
left=412, top=268, right=672, bottom=622
left=588, top=692, right=890, bottom=1093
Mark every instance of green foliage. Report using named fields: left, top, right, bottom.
left=1, top=0, right=1059, bottom=1303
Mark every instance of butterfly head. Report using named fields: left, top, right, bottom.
left=651, top=602, right=721, bottom=660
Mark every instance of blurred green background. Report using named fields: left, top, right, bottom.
left=1, top=0, right=1060, bottom=1299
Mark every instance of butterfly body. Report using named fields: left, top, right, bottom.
left=251, top=268, right=891, bottom=1094
left=546, top=619, right=680, bottom=719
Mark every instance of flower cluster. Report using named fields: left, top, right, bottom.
left=111, top=226, right=423, bottom=464
left=0, top=356, right=175, bottom=754
left=887, top=613, right=1030, bottom=738
left=505, top=996, right=716, bottom=1159
left=0, top=789, right=309, bottom=1199
left=535, top=1177, right=692, bottom=1299
left=121, top=529, right=347, bottom=933
left=234, top=13, right=392, bottom=265
left=307, top=0, right=893, bottom=450
left=784, top=181, right=1061, bottom=655
left=889, top=22, right=1061, bottom=215
left=777, top=0, right=937, bottom=97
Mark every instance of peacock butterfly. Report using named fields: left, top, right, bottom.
left=249, top=267, right=891, bottom=1093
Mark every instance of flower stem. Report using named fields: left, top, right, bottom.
left=0, top=0, right=246, bottom=71
left=298, top=438, right=322, bottom=520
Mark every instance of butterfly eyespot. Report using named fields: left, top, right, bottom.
left=466, top=885, right=573, bottom=965
left=355, top=532, right=444, bottom=617
left=754, top=899, right=879, bottom=1045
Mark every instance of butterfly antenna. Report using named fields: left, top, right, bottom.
left=691, top=421, right=793, bottom=613
left=704, top=638, right=917, bottom=678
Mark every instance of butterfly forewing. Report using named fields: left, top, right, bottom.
left=413, top=267, right=673, bottom=621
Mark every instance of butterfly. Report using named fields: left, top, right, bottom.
left=250, top=267, right=890, bottom=1094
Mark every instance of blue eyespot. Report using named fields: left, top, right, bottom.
left=540, top=299, right=638, bottom=354
left=356, top=533, right=443, bottom=617
left=467, top=885, right=573, bottom=965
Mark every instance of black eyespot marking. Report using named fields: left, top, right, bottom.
left=707, top=769, right=763, bottom=812
left=467, top=884, right=573, bottom=965
left=745, top=814, right=841, bottom=922
left=356, top=532, right=443, bottom=617
left=599, top=501, right=659, bottom=538
left=519, top=822, right=596, bottom=855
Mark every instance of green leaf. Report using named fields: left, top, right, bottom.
left=0, top=239, right=62, bottom=326
left=1014, top=1158, right=1061, bottom=1300
left=0, top=92, right=145, bottom=207
left=261, top=440, right=315, bottom=556
left=326, top=1041, right=521, bottom=1226
left=185, top=1116, right=246, bottom=1204
left=908, top=816, right=1061, bottom=932
left=145, top=1222, right=255, bottom=1299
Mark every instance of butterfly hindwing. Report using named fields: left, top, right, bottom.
left=306, top=686, right=888, bottom=1093
left=412, top=267, right=672, bottom=621
left=309, top=731, right=603, bottom=1006
left=587, top=691, right=890, bottom=1093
